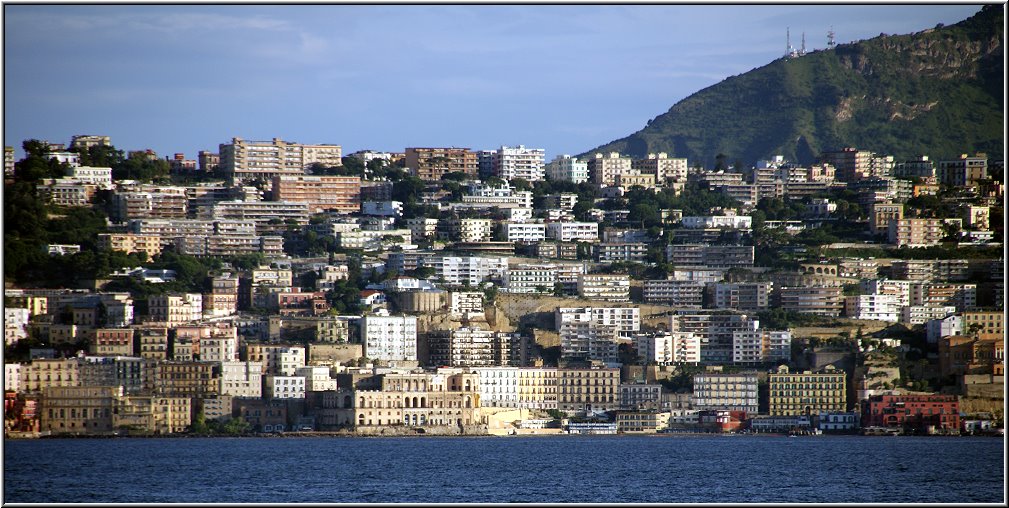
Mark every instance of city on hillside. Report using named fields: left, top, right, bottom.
left=2, top=135, right=1004, bottom=437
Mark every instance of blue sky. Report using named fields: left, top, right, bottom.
left=3, top=4, right=987, bottom=161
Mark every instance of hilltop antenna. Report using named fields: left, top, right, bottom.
left=801, top=32, right=806, bottom=55
left=786, top=27, right=792, bottom=57
left=827, top=26, right=836, bottom=49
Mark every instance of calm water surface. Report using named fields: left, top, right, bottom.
left=3, top=435, right=1004, bottom=503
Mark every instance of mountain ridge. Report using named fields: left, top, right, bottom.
left=579, top=5, right=1004, bottom=167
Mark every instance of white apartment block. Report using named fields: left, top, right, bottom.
left=147, top=293, right=203, bottom=326
left=680, top=215, right=753, bottom=229
left=200, top=334, right=239, bottom=363
left=336, top=228, right=413, bottom=250
left=504, top=222, right=546, bottom=243
left=66, top=166, right=113, bottom=189
left=209, top=200, right=310, bottom=227
left=449, top=292, right=484, bottom=316
left=490, top=145, right=546, bottom=181
left=577, top=274, right=630, bottom=302
left=670, top=268, right=727, bottom=283
left=295, top=366, right=338, bottom=392
left=362, top=201, right=404, bottom=217
left=845, top=294, right=900, bottom=322
left=860, top=279, right=913, bottom=307
left=636, top=332, right=700, bottom=365
left=360, top=315, right=418, bottom=362
left=404, top=218, right=440, bottom=243
left=901, top=305, right=958, bottom=327
left=5, top=364, right=22, bottom=393
left=546, top=155, right=589, bottom=183
left=220, top=361, right=263, bottom=398
left=503, top=207, right=534, bottom=222
left=264, top=375, right=307, bottom=399
left=556, top=307, right=641, bottom=336
left=732, top=330, right=791, bottom=364
left=546, top=222, right=599, bottom=242
left=445, top=218, right=492, bottom=243
left=926, top=315, right=962, bottom=343
left=427, top=255, right=509, bottom=286
left=503, top=264, right=557, bottom=294
left=5, top=308, right=30, bottom=345
left=472, top=367, right=520, bottom=408
left=260, top=346, right=306, bottom=376
left=219, top=137, right=342, bottom=185
left=252, top=266, right=295, bottom=287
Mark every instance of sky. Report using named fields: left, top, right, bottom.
left=2, top=4, right=988, bottom=162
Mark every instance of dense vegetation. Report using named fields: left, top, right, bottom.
left=582, top=5, right=1003, bottom=167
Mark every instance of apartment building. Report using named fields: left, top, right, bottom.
left=546, top=222, right=599, bottom=242
left=888, top=218, right=944, bottom=247
left=731, top=330, right=791, bottom=364
left=112, top=188, right=188, bottom=221
left=426, top=255, right=508, bottom=286
left=136, top=326, right=169, bottom=360
left=577, top=274, right=631, bottom=302
left=632, top=152, right=688, bottom=182
left=147, top=293, right=203, bottom=326
left=681, top=214, right=752, bottom=229
left=404, top=218, right=440, bottom=243
left=148, top=361, right=221, bottom=398
left=938, top=154, right=988, bottom=187
left=691, top=371, right=759, bottom=414
left=635, top=331, right=701, bottom=365
left=862, top=394, right=960, bottom=433
left=271, top=175, right=361, bottom=213
left=776, top=286, right=844, bottom=317
left=557, top=368, right=620, bottom=412
left=484, top=145, right=545, bottom=181
left=910, top=283, right=977, bottom=312
left=440, top=218, right=493, bottom=243
left=666, top=244, right=754, bottom=268
left=360, top=315, right=418, bottom=363
left=264, top=375, right=307, bottom=399
left=405, top=147, right=478, bottom=181
left=504, top=222, right=546, bottom=243
left=19, top=358, right=81, bottom=394
left=96, top=233, right=163, bottom=259
left=546, top=155, right=589, bottom=183
left=871, top=203, right=903, bottom=236
left=595, top=242, right=648, bottom=263
left=587, top=152, right=633, bottom=186
left=245, top=344, right=306, bottom=375
left=845, top=294, right=900, bottom=322
left=503, top=264, right=557, bottom=294
left=77, top=356, right=144, bottom=394
left=113, top=395, right=192, bottom=434
left=426, top=327, right=517, bottom=367
left=768, top=365, right=846, bottom=416
left=219, top=137, right=342, bottom=185
left=209, top=200, right=310, bottom=229
left=39, top=386, right=120, bottom=435
left=90, top=328, right=135, bottom=356
left=710, top=283, right=772, bottom=312
left=669, top=312, right=760, bottom=364
left=220, top=361, right=263, bottom=398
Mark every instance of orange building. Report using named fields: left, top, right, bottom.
left=405, top=147, right=478, bottom=181
left=939, top=335, right=1004, bottom=377
left=271, top=175, right=361, bottom=214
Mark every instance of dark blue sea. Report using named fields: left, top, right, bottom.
left=3, top=435, right=1004, bottom=503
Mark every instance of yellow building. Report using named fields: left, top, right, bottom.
left=517, top=367, right=558, bottom=410
left=20, top=358, right=81, bottom=394
left=325, top=370, right=483, bottom=429
left=39, top=386, right=120, bottom=435
left=557, top=368, right=620, bottom=412
left=768, top=365, right=846, bottom=416
left=961, top=310, right=1004, bottom=338
left=96, top=233, right=163, bottom=259
left=616, top=411, right=671, bottom=433
left=113, top=396, right=192, bottom=434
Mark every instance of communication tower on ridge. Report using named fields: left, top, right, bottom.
left=827, top=26, right=836, bottom=49
left=801, top=32, right=806, bottom=55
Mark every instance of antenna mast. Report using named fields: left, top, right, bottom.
left=827, top=26, right=836, bottom=49
left=801, top=32, right=806, bottom=55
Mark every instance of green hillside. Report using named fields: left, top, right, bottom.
left=581, top=5, right=1004, bottom=167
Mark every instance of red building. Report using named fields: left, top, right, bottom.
left=4, top=392, right=40, bottom=433
left=862, top=394, right=960, bottom=434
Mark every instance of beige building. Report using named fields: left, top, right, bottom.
left=219, top=137, right=342, bottom=185
left=271, top=175, right=361, bottom=214
left=777, top=286, right=844, bottom=317
left=768, top=365, right=846, bottom=416
left=870, top=203, right=903, bottom=236
left=557, top=368, right=620, bottom=412
left=96, top=233, right=163, bottom=259
left=39, top=386, right=120, bottom=435
left=91, top=328, right=135, bottom=356
left=113, top=396, right=192, bottom=434
left=633, top=153, right=688, bottom=183
left=405, top=147, right=478, bottom=181
left=148, top=361, right=220, bottom=398
left=19, top=358, right=81, bottom=394
left=888, top=218, right=943, bottom=247
left=147, top=293, right=203, bottom=326
left=588, top=152, right=633, bottom=186
left=616, top=411, right=671, bottom=433
left=325, top=370, right=482, bottom=429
